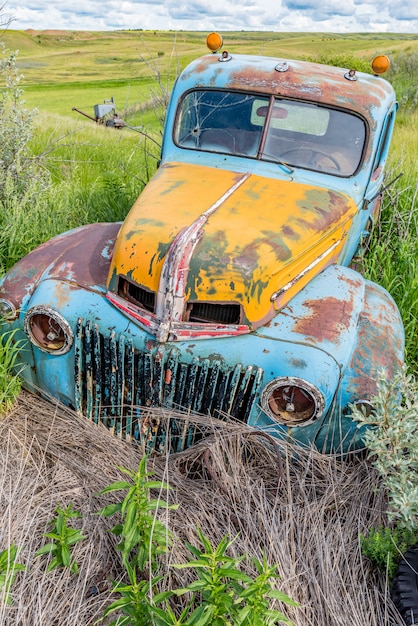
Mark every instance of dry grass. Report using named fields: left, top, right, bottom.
left=0, top=391, right=406, bottom=625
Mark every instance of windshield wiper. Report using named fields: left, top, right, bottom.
left=261, top=153, right=294, bottom=174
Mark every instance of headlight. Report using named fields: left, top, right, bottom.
left=261, top=377, right=325, bottom=427
left=0, top=299, right=17, bottom=320
left=24, top=306, right=73, bottom=355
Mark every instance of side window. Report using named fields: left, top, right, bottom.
left=372, top=110, right=396, bottom=174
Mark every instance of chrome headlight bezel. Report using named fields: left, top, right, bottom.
left=261, top=376, right=325, bottom=427
left=24, top=306, right=73, bottom=355
left=0, top=299, right=18, bottom=321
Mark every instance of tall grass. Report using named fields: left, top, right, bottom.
left=0, top=114, right=160, bottom=272
left=363, top=157, right=418, bottom=368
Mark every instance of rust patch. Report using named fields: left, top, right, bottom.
left=0, top=223, right=120, bottom=308
left=295, top=189, right=353, bottom=233
left=347, top=283, right=404, bottom=397
left=293, top=296, right=354, bottom=343
left=228, top=59, right=386, bottom=113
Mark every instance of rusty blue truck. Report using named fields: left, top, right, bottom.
left=0, top=34, right=404, bottom=454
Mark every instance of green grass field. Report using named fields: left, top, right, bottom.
left=3, top=29, right=418, bottom=118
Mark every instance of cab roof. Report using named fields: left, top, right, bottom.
left=175, top=53, right=396, bottom=125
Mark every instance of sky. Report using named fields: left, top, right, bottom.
left=2, top=0, right=418, bottom=34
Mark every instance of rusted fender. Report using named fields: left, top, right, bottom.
left=0, top=222, right=121, bottom=309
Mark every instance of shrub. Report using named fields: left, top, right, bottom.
left=352, top=366, right=418, bottom=531
left=353, top=367, right=418, bottom=576
left=0, top=44, right=51, bottom=274
left=0, top=44, right=50, bottom=205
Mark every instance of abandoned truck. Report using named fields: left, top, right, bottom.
left=0, top=34, right=404, bottom=455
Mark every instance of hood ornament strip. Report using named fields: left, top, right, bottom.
left=155, top=172, right=251, bottom=341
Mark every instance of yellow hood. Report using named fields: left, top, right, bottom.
left=108, top=162, right=357, bottom=328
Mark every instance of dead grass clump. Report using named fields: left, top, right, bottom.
left=0, top=391, right=406, bottom=625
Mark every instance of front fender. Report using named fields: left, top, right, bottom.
left=0, top=222, right=120, bottom=312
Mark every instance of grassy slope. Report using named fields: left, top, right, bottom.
left=4, top=30, right=418, bottom=116
left=2, top=29, right=416, bottom=365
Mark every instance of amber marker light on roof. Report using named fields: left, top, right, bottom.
left=371, top=55, right=390, bottom=75
left=206, top=32, right=223, bottom=53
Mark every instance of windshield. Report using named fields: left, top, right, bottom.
left=174, top=89, right=366, bottom=177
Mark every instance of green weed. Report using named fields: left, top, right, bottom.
left=352, top=366, right=418, bottom=531
left=35, top=503, right=86, bottom=574
left=171, top=529, right=297, bottom=625
left=99, top=457, right=297, bottom=626
left=0, top=544, right=25, bottom=605
left=0, top=331, right=24, bottom=414
left=99, top=455, right=178, bottom=571
left=360, top=525, right=417, bottom=580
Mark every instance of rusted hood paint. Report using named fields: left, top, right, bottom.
left=108, top=161, right=357, bottom=327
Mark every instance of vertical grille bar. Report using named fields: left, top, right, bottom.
left=202, top=361, right=221, bottom=414
left=162, top=350, right=179, bottom=408
left=125, top=338, right=135, bottom=439
left=74, top=318, right=83, bottom=416
left=192, top=359, right=210, bottom=412
left=144, top=351, right=153, bottom=407
left=173, top=363, right=188, bottom=408
left=109, top=331, right=118, bottom=431
left=224, top=364, right=243, bottom=415
left=183, top=358, right=199, bottom=409
left=101, top=335, right=111, bottom=426
left=242, top=367, right=264, bottom=422
left=92, top=323, right=102, bottom=424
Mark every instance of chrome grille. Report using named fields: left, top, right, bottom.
left=74, top=319, right=263, bottom=453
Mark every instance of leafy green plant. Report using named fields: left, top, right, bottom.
left=99, top=455, right=179, bottom=571
left=98, top=456, right=177, bottom=625
left=172, top=530, right=250, bottom=625
left=35, top=503, right=86, bottom=574
left=0, top=544, right=25, bottom=605
left=102, top=562, right=170, bottom=626
left=237, top=554, right=298, bottom=625
left=352, top=366, right=418, bottom=531
left=99, top=457, right=296, bottom=626
left=172, top=529, right=297, bottom=625
left=0, top=330, right=25, bottom=414
left=360, top=525, right=417, bottom=580
left=353, top=367, right=418, bottom=574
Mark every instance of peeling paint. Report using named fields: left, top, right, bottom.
left=293, top=296, right=354, bottom=343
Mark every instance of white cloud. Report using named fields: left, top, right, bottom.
left=3, top=0, right=418, bottom=32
